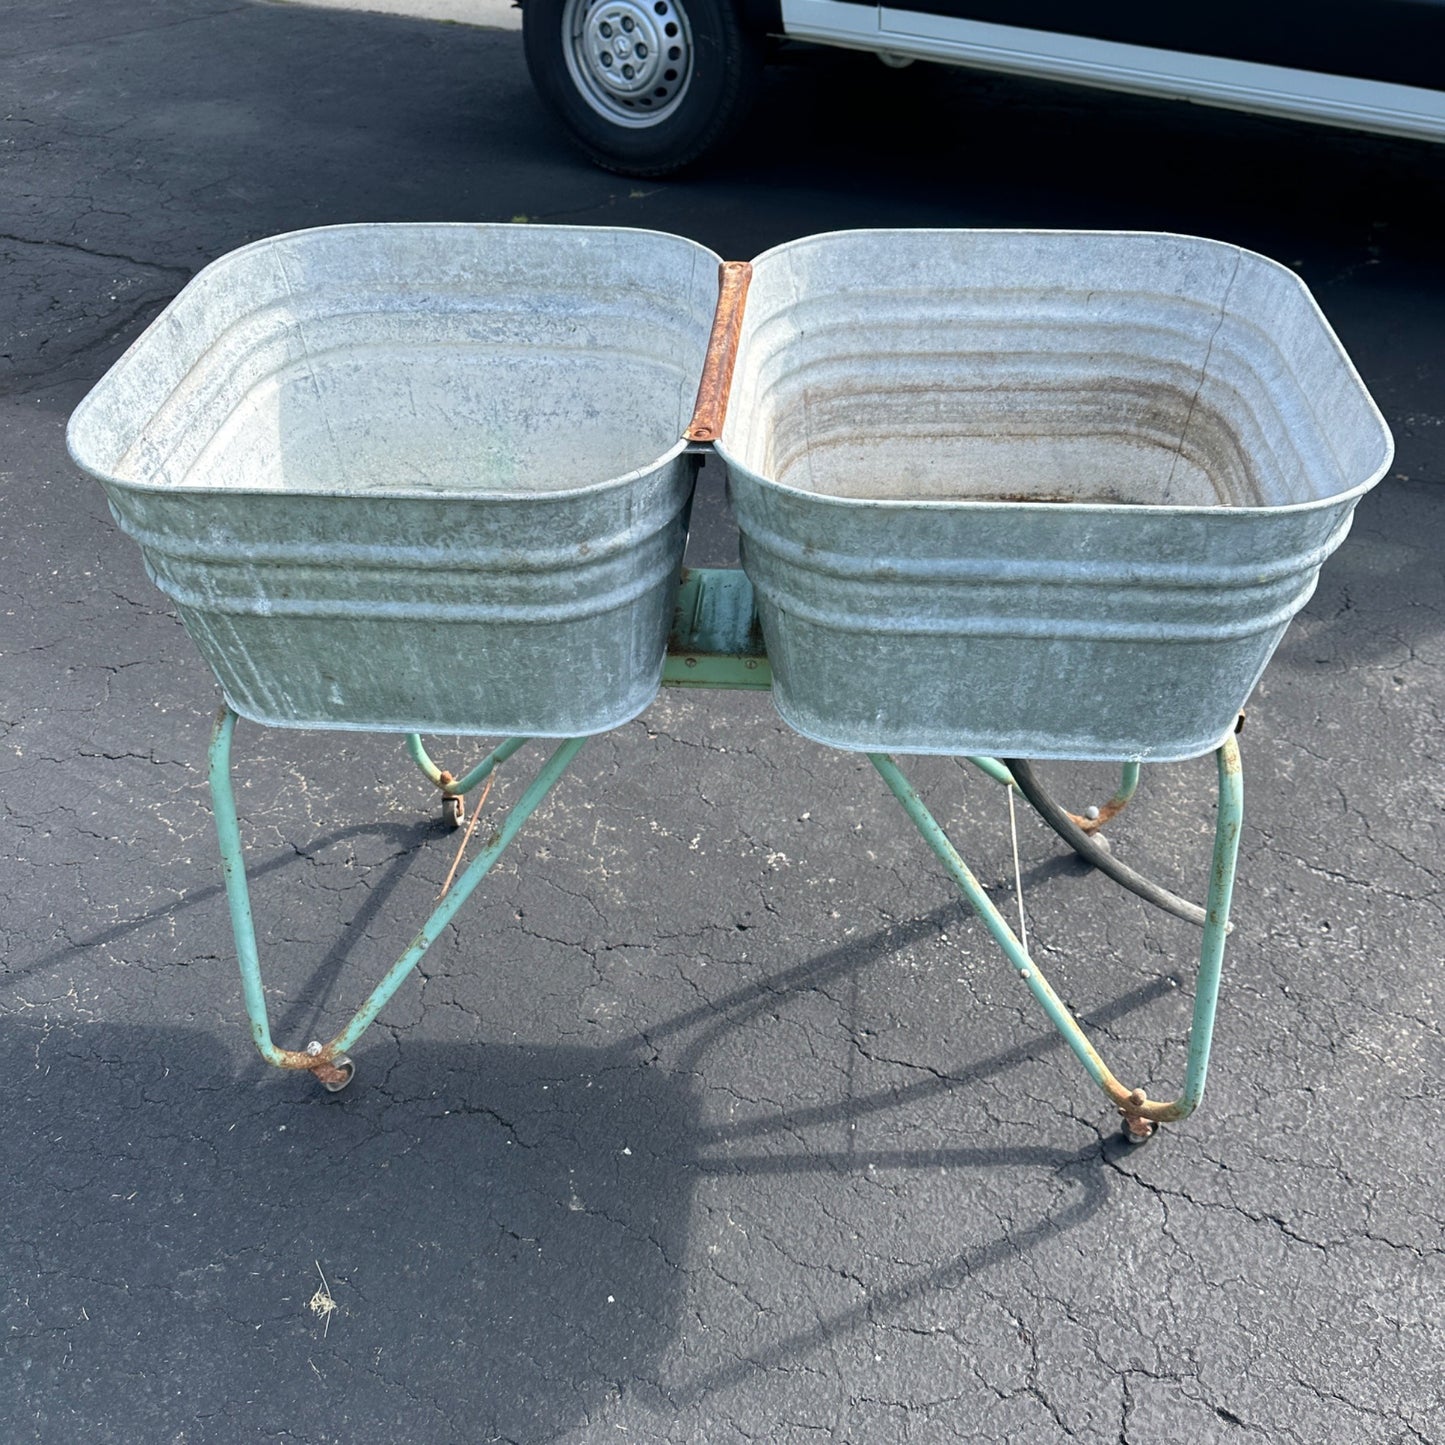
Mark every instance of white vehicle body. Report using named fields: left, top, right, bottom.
left=522, top=0, right=1445, bottom=173
left=785, top=3, right=1445, bottom=144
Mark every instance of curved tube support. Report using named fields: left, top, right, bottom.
left=406, top=733, right=529, bottom=796
left=965, top=756, right=1139, bottom=837
left=1005, top=758, right=1218, bottom=930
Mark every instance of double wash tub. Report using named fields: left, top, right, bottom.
left=67, top=224, right=1393, bottom=762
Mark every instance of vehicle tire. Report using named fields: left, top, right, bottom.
left=523, top=0, right=763, bottom=176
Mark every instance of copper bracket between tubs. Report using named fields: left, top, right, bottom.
left=684, top=261, right=753, bottom=446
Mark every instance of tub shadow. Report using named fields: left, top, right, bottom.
left=3, top=988, right=1125, bottom=1441
left=7, top=815, right=438, bottom=991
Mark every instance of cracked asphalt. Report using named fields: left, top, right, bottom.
left=3, top=3, right=1443, bottom=1441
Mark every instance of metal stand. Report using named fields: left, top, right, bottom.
left=871, top=742, right=1242, bottom=1141
left=208, top=707, right=585, bottom=1090
left=206, top=566, right=1244, bottom=1139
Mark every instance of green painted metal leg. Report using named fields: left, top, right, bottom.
left=210, top=707, right=585, bottom=1084
left=871, top=736, right=1243, bottom=1137
left=406, top=732, right=445, bottom=785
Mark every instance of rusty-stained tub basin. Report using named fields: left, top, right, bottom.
left=718, top=229, right=1394, bottom=761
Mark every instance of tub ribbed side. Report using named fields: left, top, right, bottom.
left=103, top=455, right=694, bottom=735
left=720, top=230, right=1393, bottom=760
left=728, top=467, right=1360, bottom=761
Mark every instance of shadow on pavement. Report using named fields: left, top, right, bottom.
left=3, top=984, right=1120, bottom=1440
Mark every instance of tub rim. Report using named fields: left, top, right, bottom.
left=66, top=220, right=723, bottom=506
left=719, top=226, right=1395, bottom=519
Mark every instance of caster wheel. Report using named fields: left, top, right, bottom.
left=442, top=794, right=464, bottom=829
left=1091, top=832, right=1112, bottom=855
left=319, top=1055, right=355, bottom=1093
left=1122, top=1117, right=1155, bottom=1145
left=523, top=0, right=762, bottom=176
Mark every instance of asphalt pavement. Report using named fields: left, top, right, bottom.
left=2, top=3, right=1443, bottom=1441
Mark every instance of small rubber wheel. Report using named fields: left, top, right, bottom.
left=320, top=1056, right=355, bottom=1093
left=442, top=795, right=464, bottom=829
left=523, top=0, right=762, bottom=175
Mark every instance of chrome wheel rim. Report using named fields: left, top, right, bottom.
left=561, top=0, right=695, bottom=128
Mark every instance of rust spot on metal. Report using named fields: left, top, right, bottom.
left=1082, top=1043, right=1128, bottom=1100
left=1064, top=768, right=1141, bottom=835
left=1221, top=732, right=1243, bottom=777
left=266, top=1043, right=340, bottom=1072
left=1122, top=1105, right=1157, bottom=1142
left=1113, top=1085, right=1189, bottom=1125
left=978, top=492, right=1078, bottom=505
left=684, top=261, right=752, bottom=444
left=308, top=1058, right=352, bottom=1087
left=1065, top=796, right=1129, bottom=835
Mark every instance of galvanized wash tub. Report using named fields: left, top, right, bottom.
left=718, top=230, right=1394, bottom=761
left=67, top=223, right=723, bottom=735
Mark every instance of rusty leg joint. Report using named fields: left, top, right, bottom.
left=1119, top=1089, right=1158, bottom=1143
left=303, top=1039, right=355, bottom=1091
left=1111, top=1085, right=1192, bottom=1143
left=1066, top=800, right=1123, bottom=835
left=434, top=771, right=466, bottom=828
left=255, top=1039, right=341, bottom=1073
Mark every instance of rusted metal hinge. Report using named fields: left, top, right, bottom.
left=684, top=260, right=752, bottom=445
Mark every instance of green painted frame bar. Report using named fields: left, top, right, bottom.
left=869, top=734, right=1243, bottom=1138
left=662, top=566, right=772, bottom=690
left=208, top=706, right=585, bottom=1081
left=965, top=755, right=1018, bottom=788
